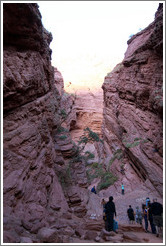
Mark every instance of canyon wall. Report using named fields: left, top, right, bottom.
left=3, top=3, right=163, bottom=243
left=102, top=4, right=163, bottom=196
left=3, top=4, right=91, bottom=243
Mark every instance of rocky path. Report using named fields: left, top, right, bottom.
left=84, top=185, right=163, bottom=243
left=72, top=219, right=163, bottom=244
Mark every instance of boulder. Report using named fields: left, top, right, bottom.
left=37, top=227, right=60, bottom=243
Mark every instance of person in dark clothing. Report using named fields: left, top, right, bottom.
left=151, top=199, right=163, bottom=237
left=148, top=203, right=156, bottom=234
left=127, top=205, right=135, bottom=224
left=105, top=196, right=117, bottom=231
left=91, top=186, right=96, bottom=194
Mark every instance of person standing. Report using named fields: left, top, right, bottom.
left=101, top=199, right=107, bottom=230
left=105, top=196, right=117, bottom=231
left=147, top=202, right=156, bottom=234
left=127, top=205, right=135, bottom=224
left=142, top=204, right=149, bottom=232
left=121, top=183, right=124, bottom=195
left=135, top=206, right=142, bottom=225
left=101, top=199, right=107, bottom=213
left=146, top=197, right=150, bottom=207
left=151, top=198, right=163, bottom=237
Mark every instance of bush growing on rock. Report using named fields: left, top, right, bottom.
left=59, top=109, right=67, bottom=119
left=56, top=126, right=69, bottom=133
left=78, top=127, right=103, bottom=145
left=59, top=135, right=67, bottom=140
left=97, top=172, right=117, bottom=191
left=86, top=162, right=117, bottom=191
left=124, top=137, right=149, bottom=149
left=108, top=148, right=123, bottom=171
left=70, top=128, right=103, bottom=164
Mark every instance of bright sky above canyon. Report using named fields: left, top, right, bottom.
left=38, top=1, right=160, bottom=89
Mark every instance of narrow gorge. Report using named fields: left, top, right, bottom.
left=3, top=3, right=163, bottom=244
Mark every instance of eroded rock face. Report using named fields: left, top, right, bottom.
left=3, top=3, right=102, bottom=243
left=3, top=3, right=70, bottom=243
left=102, top=4, right=163, bottom=196
left=3, top=3, right=163, bottom=243
left=64, top=83, right=104, bottom=163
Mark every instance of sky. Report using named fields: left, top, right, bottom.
left=38, top=1, right=161, bottom=88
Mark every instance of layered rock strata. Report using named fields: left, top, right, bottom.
left=3, top=3, right=66, bottom=241
left=102, top=4, right=163, bottom=196
left=3, top=3, right=89, bottom=243
left=3, top=3, right=163, bottom=243
left=64, top=84, right=104, bottom=163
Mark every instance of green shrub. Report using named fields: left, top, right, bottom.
left=97, top=172, right=117, bottom=191
left=134, top=137, right=142, bottom=141
left=91, top=162, right=99, bottom=168
left=59, top=135, right=67, bottom=140
left=78, top=136, right=89, bottom=145
left=78, top=127, right=103, bottom=145
left=85, top=151, right=95, bottom=160
left=60, top=109, right=67, bottom=119
left=56, top=126, right=69, bottom=133
left=86, top=162, right=104, bottom=183
left=87, top=162, right=117, bottom=190
left=125, top=141, right=140, bottom=148
left=70, top=154, right=83, bottom=164
left=109, top=156, right=117, bottom=166
left=70, top=127, right=103, bottom=165
left=108, top=148, right=123, bottom=169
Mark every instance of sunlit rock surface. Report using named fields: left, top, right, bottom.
left=65, top=83, right=103, bottom=139
left=64, top=82, right=104, bottom=163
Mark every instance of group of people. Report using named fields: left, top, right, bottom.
left=100, top=195, right=163, bottom=238
left=127, top=197, right=163, bottom=237
left=91, top=186, right=163, bottom=237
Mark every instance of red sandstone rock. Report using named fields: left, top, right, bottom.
left=37, top=227, right=60, bottom=243
left=3, top=3, right=73, bottom=243
left=102, top=4, right=163, bottom=196
left=64, top=84, right=104, bottom=164
left=3, top=2, right=163, bottom=244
